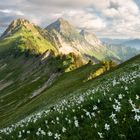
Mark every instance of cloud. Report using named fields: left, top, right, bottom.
left=0, top=0, right=140, bottom=38
left=102, top=0, right=139, bottom=19
left=61, top=10, right=106, bottom=30
left=0, top=9, right=24, bottom=15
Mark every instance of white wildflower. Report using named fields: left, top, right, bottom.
left=103, top=92, right=106, bottom=96
left=72, top=109, right=75, bottom=112
left=41, top=130, right=46, bottom=136
left=113, top=119, right=118, bottom=124
left=54, top=133, right=61, bottom=140
left=105, top=123, right=110, bottom=130
left=91, top=112, right=95, bottom=117
left=98, top=99, right=101, bottom=103
left=125, top=86, right=128, bottom=91
left=113, top=104, right=121, bottom=112
left=62, top=127, right=66, bottom=133
left=90, top=97, right=93, bottom=100
left=18, top=134, right=22, bottom=138
left=86, top=111, right=91, bottom=119
left=129, top=99, right=133, bottom=105
left=136, top=95, right=139, bottom=100
left=94, top=123, right=97, bottom=128
left=48, top=131, right=53, bottom=136
left=109, top=97, right=112, bottom=101
left=118, top=94, right=123, bottom=99
left=45, top=120, right=48, bottom=124
left=110, top=113, right=116, bottom=120
left=93, top=105, right=98, bottom=110
left=27, top=130, right=30, bottom=134
left=68, top=119, right=71, bottom=124
left=36, top=131, right=40, bottom=136
left=74, top=120, right=79, bottom=127
left=132, top=108, right=140, bottom=113
left=134, top=114, right=140, bottom=122
left=98, top=132, right=104, bottom=138
left=56, top=117, right=59, bottom=121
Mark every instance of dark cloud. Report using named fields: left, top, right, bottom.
left=109, top=1, right=120, bottom=10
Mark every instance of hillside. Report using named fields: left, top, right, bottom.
left=0, top=19, right=57, bottom=56
left=0, top=54, right=140, bottom=139
left=0, top=46, right=88, bottom=128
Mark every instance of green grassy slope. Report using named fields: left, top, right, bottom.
left=0, top=61, right=100, bottom=127
left=0, top=19, right=57, bottom=57
left=0, top=55, right=140, bottom=139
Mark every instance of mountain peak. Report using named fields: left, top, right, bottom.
left=0, top=18, right=57, bottom=55
left=7, top=18, right=32, bottom=30
left=11, top=18, right=31, bottom=26
left=46, top=18, right=76, bottom=34
left=1, top=18, right=34, bottom=39
left=57, top=17, right=66, bottom=23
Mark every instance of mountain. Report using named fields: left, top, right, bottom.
left=123, top=39, right=140, bottom=50
left=0, top=18, right=57, bottom=57
left=101, top=38, right=140, bottom=50
left=46, top=18, right=77, bottom=37
left=80, top=30, right=120, bottom=61
left=101, top=38, right=128, bottom=45
left=101, top=38, right=139, bottom=61
left=45, top=18, right=120, bottom=63
left=105, top=43, right=139, bottom=61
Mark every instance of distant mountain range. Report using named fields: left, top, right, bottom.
left=105, top=44, right=139, bottom=61
left=123, top=39, right=140, bottom=50
left=101, top=38, right=140, bottom=50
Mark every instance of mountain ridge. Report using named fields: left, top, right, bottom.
left=45, top=18, right=121, bottom=63
left=0, top=17, right=138, bottom=63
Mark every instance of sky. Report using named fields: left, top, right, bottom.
left=0, top=0, right=140, bottom=39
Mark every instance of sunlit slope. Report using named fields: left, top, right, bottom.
left=0, top=55, right=140, bottom=139
left=0, top=19, right=57, bottom=56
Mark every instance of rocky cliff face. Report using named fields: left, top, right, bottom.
left=45, top=18, right=120, bottom=63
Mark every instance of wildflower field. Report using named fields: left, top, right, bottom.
left=0, top=55, right=140, bottom=140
